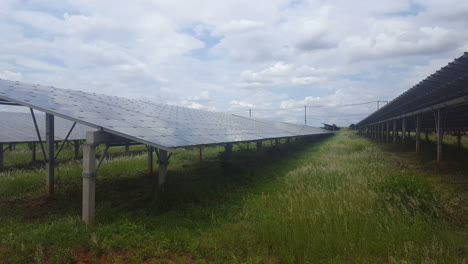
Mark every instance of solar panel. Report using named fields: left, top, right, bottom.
left=0, top=112, right=93, bottom=143
left=0, top=79, right=331, bottom=150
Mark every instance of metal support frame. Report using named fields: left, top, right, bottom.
left=147, top=146, right=153, bottom=178
left=358, top=95, right=468, bottom=128
left=225, top=143, right=233, bottom=153
left=93, top=145, right=109, bottom=172
left=415, top=115, right=421, bottom=154
left=435, top=109, right=445, bottom=163
left=54, top=122, right=77, bottom=160
left=30, top=108, right=47, bottom=162
left=155, top=149, right=170, bottom=187
left=401, top=117, right=406, bottom=143
left=224, top=143, right=233, bottom=160
left=73, top=140, right=80, bottom=159
left=393, top=119, right=397, bottom=144
left=380, top=123, right=384, bottom=141
left=386, top=121, right=390, bottom=143
left=456, top=131, right=462, bottom=150
left=375, top=124, right=378, bottom=140
left=256, top=141, right=262, bottom=152
left=31, top=142, right=36, bottom=162
left=46, top=113, right=55, bottom=195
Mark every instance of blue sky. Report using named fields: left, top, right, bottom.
left=1, top=0, right=467, bottom=126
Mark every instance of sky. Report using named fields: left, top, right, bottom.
left=0, top=0, right=467, bottom=127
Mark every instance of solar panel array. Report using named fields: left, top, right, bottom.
left=0, top=79, right=331, bottom=149
left=0, top=112, right=92, bottom=143
left=357, top=52, right=468, bottom=127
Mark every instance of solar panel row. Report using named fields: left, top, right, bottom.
left=0, top=79, right=331, bottom=150
left=0, top=112, right=92, bottom=143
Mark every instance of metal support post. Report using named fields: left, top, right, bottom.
left=147, top=146, right=153, bottom=178
left=401, top=117, right=406, bottom=143
left=125, top=143, right=129, bottom=152
left=74, top=140, right=80, bottom=159
left=436, top=109, right=444, bottom=163
left=82, top=143, right=97, bottom=225
left=157, top=149, right=168, bottom=186
left=199, top=148, right=202, bottom=161
left=380, top=123, right=384, bottom=141
left=256, top=141, right=262, bottom=152
left=46, top=113, right=55, bottom=195
left=224, top=143, right=233, bottom=157
left=377, top=124, right=380, bottom=140
left=386, top=121, right=390, bottom=143
left=393, top=119, right=397, bottom=144
left=456, top=132, right=462, bottom=150
left=415, top=115, right=421, bottom=154
left=31, top=142, right=36, bottom=162
left=81, top=131, right=113, bottom=225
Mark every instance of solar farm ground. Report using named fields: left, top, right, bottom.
left=0, top=131, right=466, bottom=263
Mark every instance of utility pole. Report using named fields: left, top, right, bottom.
left=249, top=109, right=252, bottom=118
left=377, top=100, right=389, bottom=110
left=304, top=105, right=307, bottom=125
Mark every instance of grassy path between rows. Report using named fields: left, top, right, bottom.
left=0, top=131, right=466, bottom=263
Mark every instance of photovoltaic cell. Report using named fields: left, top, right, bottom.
left=0, top=112, right=93, bottom=143
left=0, top=79, right=331, bottom=150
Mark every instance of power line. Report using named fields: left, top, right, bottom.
left=226, top=100, right=385, bottom=113
left=227, top=100, right=388, bottom=125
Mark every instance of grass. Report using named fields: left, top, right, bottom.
left=0, top=132, right=466, bottom=263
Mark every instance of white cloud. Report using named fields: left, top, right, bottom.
left=213, top=19, right=265, bottom=36
left=0, top=0, right=467, bottom=127
left=0, top=70, right=22, bottom=81
left=239, top=62, right=332, bottom=88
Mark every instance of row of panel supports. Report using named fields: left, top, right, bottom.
left=82, top=131, right=171, bottom=225
left=11, top=121, right=317, bottom=226
left=0, top=140, right=81, bottom=170
left=358, top=109, right=446, bottom=163
left=82, top=134, right=309, bottom=225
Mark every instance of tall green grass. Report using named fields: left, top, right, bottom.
left=0, top=133, right=466, bottom=263
left=195, top=132, right=467, bottom=263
